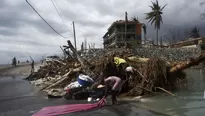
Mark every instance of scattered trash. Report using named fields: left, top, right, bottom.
left=77, top=74, right=94, bottom=86
left=64, top=81, right=82, bottom=91
left=26, top=40, right=205, bottom=98
left=87, top=97, right=92, bottom=102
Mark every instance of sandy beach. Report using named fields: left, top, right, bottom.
left=0, top=63, right=41, bottom=77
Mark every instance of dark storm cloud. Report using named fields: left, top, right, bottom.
left=0, top=0, right=35, bottom=29
left=0, top=0, right=205, bottom=64
left=0, top=0, right=69, bottom=36
left=0, top=37, right=57, bottom=47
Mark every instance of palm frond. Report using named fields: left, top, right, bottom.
left=131, top=16, right=139, bottom=23
left=149, top=5, right=154, bottom=10
left=151, top=17, right=156, bottom=25
left=145, top=0, right=166, bottom=30
left=161, top=4, right=167, bottom=11
left=156, top=0, right=159, bottom=6
left=159, top=15, right=163, bottom=24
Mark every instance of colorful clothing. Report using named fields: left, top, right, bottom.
left=114, top=57, right=127, bottom=67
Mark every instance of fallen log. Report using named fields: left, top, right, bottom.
left=170, top=54, right=205, bottom=73
left=43, top=68, right=81, bottom=90
left=127, top=53, right=205, bottom=73
left=43, top=70, right=72, bottom=90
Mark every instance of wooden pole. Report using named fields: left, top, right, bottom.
left=72, top=21, right=77, bottom=50
left=66, top=40, right=95, bottom=77
left=125, top=11, right=128, bottom=47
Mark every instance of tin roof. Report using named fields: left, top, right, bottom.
left=107, top=20, right=142, bottom=31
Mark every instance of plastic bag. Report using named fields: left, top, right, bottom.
left=64, top=81, right=82, bottom=90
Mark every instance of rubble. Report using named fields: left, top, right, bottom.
left=25, top=40, right=205, bottom=98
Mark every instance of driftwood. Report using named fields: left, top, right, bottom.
left=53, top=59, right=66, bottom=66
left=170, top=54, right=205, bottom=73
left=45, top=71, right=72, bottom=89
left=135, top=69, right=148, bottom=83
left=127, top=53, right=205, bottom=73
left=41, top=70, right=71, bottom=90
left=130, top=53, right=205, bottom=96
left=43, top=67, right=81, bottom=90
left=136, top=86, right=156, bottom=94
left=28, top=45, right=205, bottom=98
left=156, top=87, right=175, bottom=96
left=64, top=40, right=96, bottom=77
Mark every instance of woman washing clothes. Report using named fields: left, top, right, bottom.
left=104, top=76, right=122, bottom=105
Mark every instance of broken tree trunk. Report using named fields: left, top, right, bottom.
left=65, top=40, right=96, bottom=77
left=170, top=54, right=205, bottom=73
left=41, top=70, right=71, bottom=90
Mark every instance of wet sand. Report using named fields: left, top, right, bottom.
left=0, top=76, right=166, bottom=116
left=0, top=63, right=41, bottom=77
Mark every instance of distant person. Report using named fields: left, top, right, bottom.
left=30, top=59, right=34, bottom=73
left=18, top=61, right=20, bottom=64
left=12, top=57, right=17, bottom=67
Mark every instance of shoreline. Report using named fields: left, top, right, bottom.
left=0, top=63, right=41, bottom=77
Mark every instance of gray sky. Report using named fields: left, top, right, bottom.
left=0, top=0, right=204, bottom=64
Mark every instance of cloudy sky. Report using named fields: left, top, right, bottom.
left=0, top=0, right=205, bottom=64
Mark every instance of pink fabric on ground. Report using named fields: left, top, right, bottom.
left=32, top=98, right=105, bottom=116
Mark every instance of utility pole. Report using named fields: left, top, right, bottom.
left=125, top=11, right=128, bottom=48
left=84, top=38, right=87, bottom=51
left=72, top=21, right=77, bottom=50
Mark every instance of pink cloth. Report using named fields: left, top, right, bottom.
left=104, top=76, right=121, bottom=91
left=32, top=98, right=105, bottom=116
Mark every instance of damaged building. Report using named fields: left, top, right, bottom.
left=103, top=20, right=143, bottom=48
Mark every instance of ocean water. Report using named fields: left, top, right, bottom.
left=135, top=68, right=205, bottom=116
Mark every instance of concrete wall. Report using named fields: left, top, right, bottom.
left=83, top=47, right=201, bottom=62
left=132, top=47, right=201, bottom=61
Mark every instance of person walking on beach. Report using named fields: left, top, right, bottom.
left=30, top=59, right=34, bottom=73
left=12, top=57, right=17, bottom=67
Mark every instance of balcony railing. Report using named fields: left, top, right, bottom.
left=116, top=29, right=135, bottom=32
left=104, top=29, right=136, bottom=41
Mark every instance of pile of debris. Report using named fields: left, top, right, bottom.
left=26, top=40, right=205, bottom=98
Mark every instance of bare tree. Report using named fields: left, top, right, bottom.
left=163, top=27, right=191, bottom=44
left=164, top=28, right=182, bottom=44
left=190, top=26, right=200, bottom=38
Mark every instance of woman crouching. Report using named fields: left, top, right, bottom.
left=104, top=76, right=122, bottom=105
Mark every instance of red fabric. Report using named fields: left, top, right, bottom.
left=65, top=88, right=70, bottom=93
left=32, top=98, right=106, bottom=116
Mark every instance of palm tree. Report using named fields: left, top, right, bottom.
left=142, top=24, right=147, bottom=44
left=145, top=0, right=167, bottom=46
left=131, top=16, right=139, bottom=23
left=190, top=26, right=200, bottom=38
